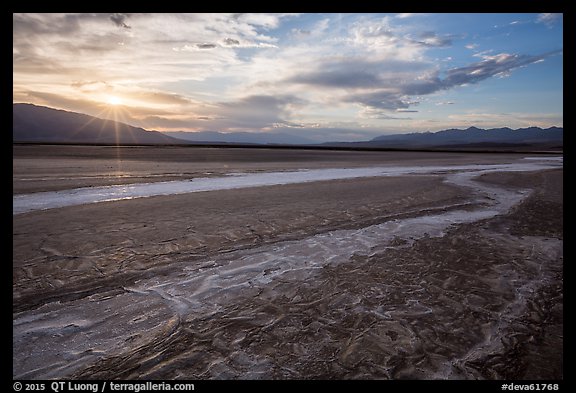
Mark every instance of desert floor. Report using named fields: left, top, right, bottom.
left=13, top=145, right=563, bottom=379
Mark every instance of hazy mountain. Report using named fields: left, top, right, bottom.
left=368, top=126, right=563, bottom=147
left=13, top=104, right=315, bottom=145
left=13, top=103, right=563, bottom=149
left=163, top=131, right=315, bottom=145
left=13, top=103, right=184, bottom=144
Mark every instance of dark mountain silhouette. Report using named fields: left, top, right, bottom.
left=13, top=103, right=314, bottom=145
left=13, top=103, right=563, bottom=149
left=13, top=103, right=184, bottom=144
left=368, top=126, right=563, bottom=147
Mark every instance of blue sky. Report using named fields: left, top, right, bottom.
left=13, top=13, right=563, bottom=142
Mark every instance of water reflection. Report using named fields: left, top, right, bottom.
left=13, top=158, right=562, bottom=215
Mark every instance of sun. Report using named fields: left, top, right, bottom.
left=106, top=96, right=122, bottom=106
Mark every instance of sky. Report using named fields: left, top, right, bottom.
left=13, top=13, right=563, bottom=142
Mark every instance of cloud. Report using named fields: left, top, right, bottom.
left=537, top=13, right=562, bottom=27
left=252, top=32, right=559, bottom=123
left=173, top=40, right=277, bottom=52
left=172, top=43, right=218, bottom=51
left=60, top=94, right=307, bottom=132
left=413, top=32, right=453, bottom=47
left=442, top=52, right=557, bottom=87
left=14, top=13, right=288, bottom=85
left=358, top=107, right=412, bottom=120
left=343, top=91, right=412, bottom=111
left=400, top=77, right=443, bottom=95
left=13, top=13, right=92, bottom=36
left=139, top=116, right=199, bottom=129
left=332, top=51, right=558, bottom=116
left=290, top=69, right=382, bottom=89
left=347, top=17, right=398, bottom=49
left=110, top=13, right=131, bottom=29
left=345, top=16, right=457, bottom=62
left=132, top=95, right=298, bottom=133
left=223, top=38, right=240, bottom=46
left=196, top=43, right=217, bottom=49
left=201, top=94, right=306, bottom=130
left=395, top=13, right=416, bottom=19
left=234, top=13, right=291, bottom=30
left=15, top=90, right=98, bottom=114
left=131, top=91, right=193, bottom=105
left=287, top=57, right=430, bottom=89
left=290, top=28, right=311, bottom=38
left=71, top=80, right=113, bottom=93
left=13, top=13, right=563, bottom=140
left=225, top=42, right=278, bottom=49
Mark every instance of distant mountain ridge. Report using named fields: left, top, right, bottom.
left=163, top=131, right=315, bottom=145
left=13, top=103, right=183, bottom=144
left=12, top=103, right=314, bottom=145
left=13, top=103, right=562, bottom=149
left=369, top=126, right=563, bottom=147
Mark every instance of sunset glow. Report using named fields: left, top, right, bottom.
left=106, top=96, right=122, bottom=106
left=13, top=13, right=563, bottom=142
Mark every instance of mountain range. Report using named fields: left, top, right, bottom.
left=163, top=130, right=315, bottom=145
left=13, top=103, right=562, bottom=150
left=367, top=126, right=563, bottom=148
left=13, top=103, right=181, bottom=144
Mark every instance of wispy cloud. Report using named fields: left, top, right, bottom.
left=287, top=57, right=429, bottom=89
left=395, top=13, right=423, bottom=19
left=290, top=50, right=559, bottom=118
left=209, top=95, right=305, bottom=130
left=12, top=13, right=563, bottom=140
left=109, top=13, right=131, bottom=29
left=537, top=13, right=563, bottom=27
left=412, top=31, right=453, bottom=47
left=442, top=52, right=558, bottom=86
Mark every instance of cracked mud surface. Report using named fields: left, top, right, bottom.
left=13, top=147, right=562, bottom=379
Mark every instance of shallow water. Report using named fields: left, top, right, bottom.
left=12, top=158, right=562, bottom=215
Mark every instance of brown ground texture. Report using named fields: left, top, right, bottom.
left=12, top=146, right=562, bottom=380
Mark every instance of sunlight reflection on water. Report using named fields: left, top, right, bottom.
left=13, top=157, right=562, bottom=215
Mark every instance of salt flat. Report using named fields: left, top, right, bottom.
left=13, top=146, right=563, bottom=379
